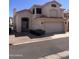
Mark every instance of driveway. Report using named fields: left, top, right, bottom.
left=9, top=34, right=69, bottom=59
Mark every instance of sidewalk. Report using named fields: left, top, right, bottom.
left=9, top=32, right=69, bottom=45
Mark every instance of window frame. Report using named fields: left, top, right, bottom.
left=36, top=8, right=42, bottom=14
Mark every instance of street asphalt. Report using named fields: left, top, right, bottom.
left=9, top=36, right=69, bottom=59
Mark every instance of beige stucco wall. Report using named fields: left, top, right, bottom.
left=31, top=18, right=44, bottom=30
left=42, top=3, right=64, bottom=18
left=31, top=18, right=65, bottom=33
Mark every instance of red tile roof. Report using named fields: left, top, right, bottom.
left=17, top=9, right=32, bottom=13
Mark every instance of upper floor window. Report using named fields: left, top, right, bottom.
left=36, top=8, right=42, bottom=14
left=51, top=4, right=56, bottom=7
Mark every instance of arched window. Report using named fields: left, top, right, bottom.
left=51, top=4, right=56, bottom=7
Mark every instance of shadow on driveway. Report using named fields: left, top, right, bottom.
left=13, top=32, right=65, bottom=39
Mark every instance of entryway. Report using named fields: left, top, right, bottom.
left=21, top=17, right=29, bottom=32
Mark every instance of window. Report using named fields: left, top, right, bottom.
left=36, top=8, right=42, bottom=14
left=51, top=4, right=56, bottom=7
left=33, top=8, right=35, bottom=14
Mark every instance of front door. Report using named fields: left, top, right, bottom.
left=21, top=17, right=29, bottom=32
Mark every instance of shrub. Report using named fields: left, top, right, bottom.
left=29, top=29, right=45, bottom=36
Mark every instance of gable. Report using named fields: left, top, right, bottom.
left=43, top=1, right=62, bottom=7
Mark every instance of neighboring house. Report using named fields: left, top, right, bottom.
left=64, top=10, right=69, bottom=19
left=13, top=0, right=68, bottom=34
left=64, top=10, right=69, bottom=31
left=9, top=17, right=13, bottom=33
left=9, top=17, right=13, bottom=29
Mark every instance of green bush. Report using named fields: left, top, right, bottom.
left=29, top=29, right=45, bottom=36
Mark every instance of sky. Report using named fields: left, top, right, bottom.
left=9, top=0, right=69, bottom=17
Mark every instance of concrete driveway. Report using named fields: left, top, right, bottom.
left=9, top=35, right=69, bottom=59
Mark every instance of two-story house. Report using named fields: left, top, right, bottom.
left=13, top=0, right=68, bottom=34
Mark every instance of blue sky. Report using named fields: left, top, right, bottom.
left=9, top=0, right=69, bottom=17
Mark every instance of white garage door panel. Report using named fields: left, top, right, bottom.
left=45, top=23, right=64, bottom=33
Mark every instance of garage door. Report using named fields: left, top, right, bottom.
left=45, top=23, right=64, bottom=34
